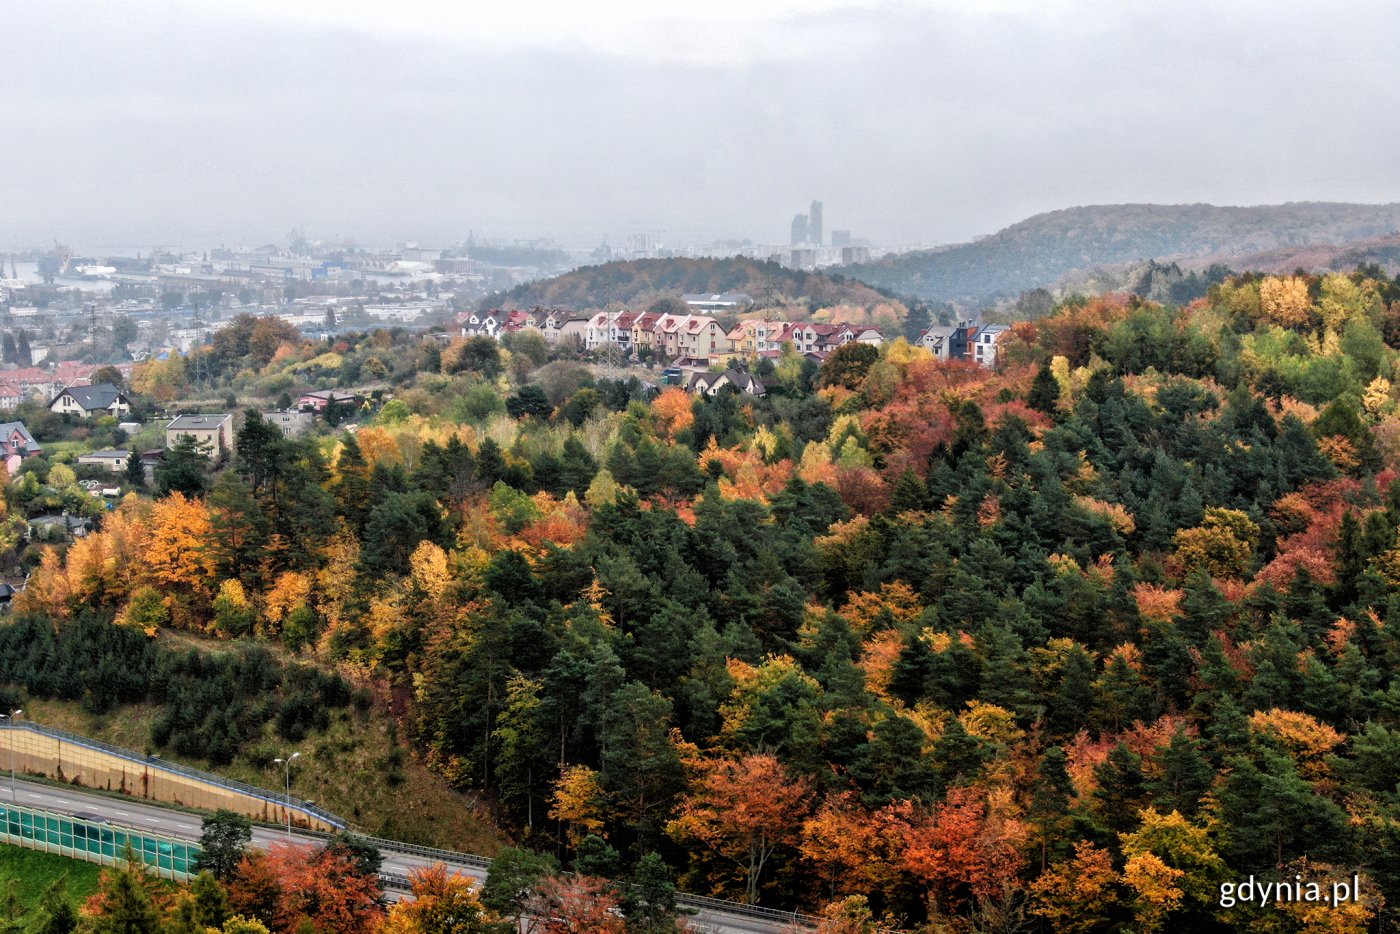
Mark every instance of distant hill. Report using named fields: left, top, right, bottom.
left=481, top=257, right=894, bottom=311
left=844, top=202, right=1400, bottom=307
left=1191, top=232, right=1400, bottom=276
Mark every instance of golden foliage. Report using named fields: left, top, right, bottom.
left=1259, top=276, right=1313, bottom=328
left=1248, top=708, right=1345, bottom=779
left=550, top=765, right=608, bottom=847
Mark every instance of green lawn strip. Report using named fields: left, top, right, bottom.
left=0, top=842, right=102, bottom=920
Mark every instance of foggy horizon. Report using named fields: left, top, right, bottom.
left=4, top=0, right=1399, bottom=252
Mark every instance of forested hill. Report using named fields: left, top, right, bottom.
left=845, top=201, right=1400, bottom=307
left=482, top=256, right=894, bottom=311
left=24, top=266, right=1400, bottom=929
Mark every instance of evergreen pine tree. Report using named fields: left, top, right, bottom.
left=124, top=449, right=145, bottom=488
left=1149, top=728, right=1214, bottom=816
left=1027, top=363, right=1061, bottom=415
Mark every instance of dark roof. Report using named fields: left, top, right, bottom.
left=56, top=384, right=126, bottom=411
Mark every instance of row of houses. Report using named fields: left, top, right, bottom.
left=460, top=306, right=885, bottom=366
left=915, top=321, right=1012, bottom=367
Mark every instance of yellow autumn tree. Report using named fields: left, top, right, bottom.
left=550, top=765, right=607, bottom=847
left=1259, top=276, right=1313, bottom=328
left=1123, top=852, right=1185, bottom=933
left=1172, top=507, right=1258, bottom=578
left=1248, top=708, right=1344, bottom=779
left=1031, top=841, right=1120, bottom=934
left=408, top=540, right=452, bottom=601
left=1318, top=273, right=1372, bottom=331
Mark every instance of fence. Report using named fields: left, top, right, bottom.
left=0, top=802, right=199, bottom=881
left=0, top=721, right=345, bottom=832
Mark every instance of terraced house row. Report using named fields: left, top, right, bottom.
left=460, top=305, right=887, bottom=367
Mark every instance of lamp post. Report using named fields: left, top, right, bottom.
left=0, top=709, right=21, bottom=803
left=272, top=752, right=300, bottom=840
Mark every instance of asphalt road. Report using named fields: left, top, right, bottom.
left=2, top=779, right=807, bottom=933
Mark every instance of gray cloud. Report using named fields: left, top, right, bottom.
left=2, top=1, right=1398, bottom=250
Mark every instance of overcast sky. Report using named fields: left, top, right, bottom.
left=3, top=0, right=1399, bottom=252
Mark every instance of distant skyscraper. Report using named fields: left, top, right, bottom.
left=791, top=213, right=809, bottom=246
left=831, top=229, right=852, bottom=249
left=808, top=200, right=823, bottom=246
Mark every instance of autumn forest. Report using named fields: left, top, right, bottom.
left=14, top=266, right=1400, bottom=932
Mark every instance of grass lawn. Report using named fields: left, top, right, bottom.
left=0, top=843, right=102, bottom=921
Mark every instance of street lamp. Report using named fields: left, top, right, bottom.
left=0, top=709, right=22, bottom=803
left=272, top=752, right=301, bottom=840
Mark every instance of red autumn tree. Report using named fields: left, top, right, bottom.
left=229, top=842, right=383, bottom=934
left=527, top=875, right=625, bottom=934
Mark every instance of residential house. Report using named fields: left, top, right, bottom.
left=691, top=369, right=767, bottom=397
left=543, top=311, right=587, bottom=344
left=585, top=311, right=614, bottom=351
left=297, top=390, right=364, bottom=412
left=166, top=414, right=235, bottom=460
left=0, top=380, right=21, bottom=411
left=77, top=449, right=132, bottom=473
left=726, top=320, right=760, bottom=358
left=262, top=411, right=315, bottom=438
left=29, top=514, right=92, bottom=542
left=498, top=310, right=530, bottom=335
left=50, top=384, right=132, bottom=420
left=971, top=324, right=1010, bottom=367
left=675, top=316, right=729, bottom=361
left=916, top=325, right=958, bottom=361
left=0, top=421, right=41, bottom=476
left=460, top=311, right=501, bottom=338
left=629, top=312, right=664, bottom=357
left=555, top=317, right=589, bottom=351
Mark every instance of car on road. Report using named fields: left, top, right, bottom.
left=71, top=811, right=110, bottom=824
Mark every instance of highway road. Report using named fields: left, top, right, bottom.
left=2, top=779, right=811, bottom=933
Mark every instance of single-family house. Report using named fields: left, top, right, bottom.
left=77, top=449, right=132, bottom=473
left=460, top=312, right=501, bottom=338
left=50, top=384, right=132, bottom=419
left=0, top=421, right=41, bottom=476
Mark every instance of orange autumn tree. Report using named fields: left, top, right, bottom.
left=668, top=753, right=814, bottom=902
left=382, top=863, right=505, bottom=934
left=145, top=492, right=217, bottom=609
left=800, top=793, right=913, bottom=897
left=651, top=387, right=695, bottom=439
